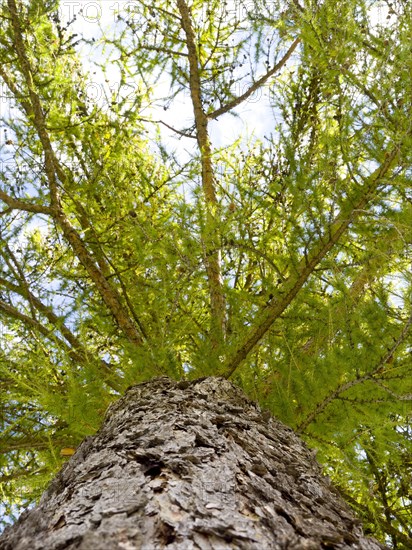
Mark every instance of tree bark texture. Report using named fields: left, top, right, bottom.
left=0, top=377, right=386, bottom=549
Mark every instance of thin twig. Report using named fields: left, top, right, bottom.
left=208, top=38, right=300, bottom=120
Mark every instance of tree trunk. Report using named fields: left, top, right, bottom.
left=0, top=377, right=386, bottom=549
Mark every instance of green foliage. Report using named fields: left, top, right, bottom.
left=0, top=0, right=411, bottom=545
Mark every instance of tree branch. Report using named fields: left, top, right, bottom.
left=208, top=37, right=300, bottom=120
left=5, top=0, right=145, bottom=350
left=296, top=310, right=412, bottom=433
left=176, top=0, right=226, bottom=345
left=0, top=437, right=73, bottom=454
left=7, top=0, right=60, bottom=210
left=0, top=298, right=74, bottom=353
left=222, top=147, right=400, bottom=377
left=336, top=485, right=412, bottom=548
left=0, top=275, right=122, bottom=391
left=302, top=226, right=401, bottom=355
left=0, top=191, right=52, bottom=216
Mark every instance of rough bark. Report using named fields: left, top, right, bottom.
left=0, top=377, right=386, bottom=550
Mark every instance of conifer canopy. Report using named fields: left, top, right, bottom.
left=0, top=0, right=411, bottom=545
